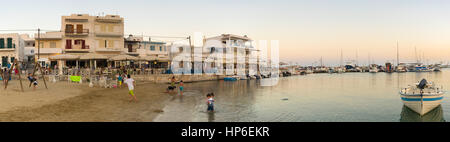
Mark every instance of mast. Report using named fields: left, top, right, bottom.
left=396, top=41, right=399, bottom=66
left=340, top=48, right=343, bottom=67
left=415, top=46, right=418, bottom=63
left=355, top=48, right=358, bottom=66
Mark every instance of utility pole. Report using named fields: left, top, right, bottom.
left=37, top=28, right=40, bottom=60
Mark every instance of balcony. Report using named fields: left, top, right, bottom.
left=65, top=29, right=89, bottom=36
left=65, top=44, right=90, bottom=52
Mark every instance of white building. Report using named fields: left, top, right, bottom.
left=204, top=34, right=258, bottom=76
left=20, top=34, right=35, bottom=64
left=0, top=33, right=25, bottom=68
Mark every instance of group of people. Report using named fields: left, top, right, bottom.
left=115, top=75, right=215, bottom=112
left=166, top=76, right=184, bottom=95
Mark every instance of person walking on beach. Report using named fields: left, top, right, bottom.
left=124, top=74, right=137, bottom=102
left=206, top=93, right=215, bottom=112
left=27, top=73, right=38, bottom=91
left=179, top=80, right=184, bottom=95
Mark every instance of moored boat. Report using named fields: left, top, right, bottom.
left=399, top=79, right=445, bottom=116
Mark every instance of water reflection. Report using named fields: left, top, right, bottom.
left=208, top=112, right=215, bottom=122
left=400, top=105, right=445, bottom=122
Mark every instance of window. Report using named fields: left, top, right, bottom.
left=150, top=45, right=155, bottom=51
left=159, top=46, right=162, bottom=51
left=0, top=38, right=4, bottom=49
left=50, top=42, right=56, bottom=48
left=7, top=38, right=12, bottom=48
left=66, top=24, right=74, bottom=33
left=40, top=43, right=44, bottom=48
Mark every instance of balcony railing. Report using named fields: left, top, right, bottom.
left=66, top=45, right=90, bottom=50
left=65, top=29, right=89, bottom=36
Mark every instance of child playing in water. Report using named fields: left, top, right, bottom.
left=206, top=93, right=215, bottom=112
left=179, top=80, right=184, bottom=95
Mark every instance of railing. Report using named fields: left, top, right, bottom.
left=65, top=29, right=89, bottom=35
left=66, top=45, right=89, bottom=50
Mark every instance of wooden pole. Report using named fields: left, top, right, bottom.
left=15, top=61, right=24, bottom=92
left=38, top=63, right=48, bottom=89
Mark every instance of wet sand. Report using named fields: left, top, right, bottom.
left=0, top=79, right=173, bottom=122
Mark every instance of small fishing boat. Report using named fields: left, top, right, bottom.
left=224, top=76, right=240, bottom=81
left=369, top=65, right=378, bottom=73
left=399, top=79, right=445, bottom=116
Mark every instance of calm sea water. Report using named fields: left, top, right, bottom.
left=154, top=68, right=450, bottom=122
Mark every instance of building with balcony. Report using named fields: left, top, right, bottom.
left=204, top=34, right=258, bottom=76
left=0, top=33, right=25, bottom=68
left=20, top=34, right=35, bottom=66
left=61, top=14, right=125, bottom=56
left=34, top=32, right=63, bottom=67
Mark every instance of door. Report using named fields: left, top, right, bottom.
left=66, top=40, right=72, bottom=49
left=66, top=24, right=74, bottom=33
left=76, top=24, right=83, bottom=34
left=81, top=40, right=86, bottom=49
left=128, top=44, right=133, bottom=52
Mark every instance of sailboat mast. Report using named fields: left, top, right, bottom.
left=356, top=49, right=358, bottom=66
left=340, top=48, right=343, bottom=67
left=397, top=41, right=399, bottom=66
left=415, top=46, right=418, bottom=63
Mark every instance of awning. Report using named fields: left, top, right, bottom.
left=139, top=56, right=157, bottom=61
left=49, top=54, right=80, bottom=60
left=79, top=53, right=108, bottom=60
left=109, top=54, right=139, bottom=61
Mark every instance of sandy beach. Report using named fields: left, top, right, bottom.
left=0, top=79, right=173, bottom=122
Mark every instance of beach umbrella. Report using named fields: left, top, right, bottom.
left=109, top=54, right=139, bottom=61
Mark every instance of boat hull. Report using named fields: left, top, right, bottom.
left=401, top=94, right=443, bottom=116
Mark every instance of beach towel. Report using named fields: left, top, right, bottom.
left=70, top=76, right=82, bottom=83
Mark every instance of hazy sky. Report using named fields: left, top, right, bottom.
left=2, top=0, right=450, bottom=66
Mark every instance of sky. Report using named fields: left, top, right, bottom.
left=1, top=0, right=450, bottom=66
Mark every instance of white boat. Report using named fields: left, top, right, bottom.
left=396, top=63, right=407, bottom=73
left=399, top=79, right=445, bottom=116
left=433, top=64, right=441, bottom=72
left=369, top=64, right=378, bottom=73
